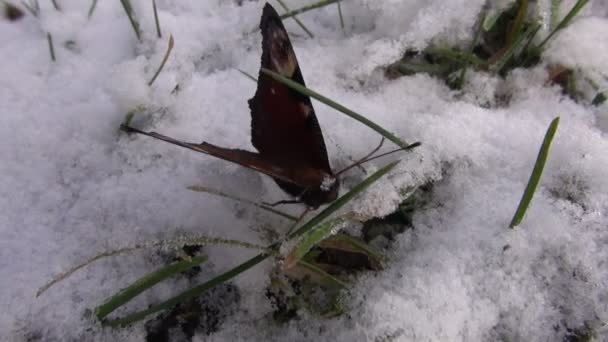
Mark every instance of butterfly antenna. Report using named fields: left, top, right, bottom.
left=335, top=140, right=421, bottom=177
left=334, top=138, right=385, bottom=177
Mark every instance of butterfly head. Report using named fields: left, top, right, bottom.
left=300, top=173, right=339, bottom=209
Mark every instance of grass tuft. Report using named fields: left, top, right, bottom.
left=509, top=117, right=560, bottom=228
left=98, top=161, right=399, bottom=326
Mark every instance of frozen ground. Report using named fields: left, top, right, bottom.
left=1, top=0, right=608, bottom=341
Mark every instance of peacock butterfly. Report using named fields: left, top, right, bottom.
left=121, top=3, right=338, bottom=208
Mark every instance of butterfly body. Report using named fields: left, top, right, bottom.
left=122, top=3, right=338, bottom=208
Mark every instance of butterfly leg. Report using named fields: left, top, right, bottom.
left=262, top=199, right=303, bottom=207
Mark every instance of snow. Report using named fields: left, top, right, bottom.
left=1, top=0, right=608, bottom=341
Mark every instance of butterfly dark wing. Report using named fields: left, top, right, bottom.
left=248, top=4, right=332, bottom=179
left=120, top=125, right=329, bottom=189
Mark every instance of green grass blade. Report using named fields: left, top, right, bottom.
left=550, top=0, right=563, bottom=30
left=280, top=0, right=340, bottom=19
left=482, top=7, right=502, bottom=31
left=148, top=35, right=174, bottom=86
left=87, top=0, right=98, bottom=18
left=454, top=10, right=486, bottom=88
left=506, top=0, right=528, bottom=45
left=260, top=68, right=412, bottom=149
left=509, top=117, right=560, bottom=228
left=47, top=33, right=56, bottom=62
left=320, top=233, right=384, bottom=266
left=285, top=217, right=347, bottom=269
left=592, top=92, right=606, bottom=106
left=276, top=0, right=314, bottom=38
left=537, top=0, right=589, bottom=50
left=102, top=252, right=270, bottom=327
left=152, top=0, right=162, bottom=38
left=297, top=260, right=349, bottom=289
left=337, top=0, right=345, bottom=34
left=289, top=161, right=400, bottom=239
left=95, top=255, right=207, bottom=320
left=120, top=0, right=141, bottom=41
left=187, top=185, right=298, bottom=221
left=490, top=22, right=540, bottom=73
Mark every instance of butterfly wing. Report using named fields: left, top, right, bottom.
left=248, top=4, right=332, bottom=179
left=120, top=125, right=327, bottom=189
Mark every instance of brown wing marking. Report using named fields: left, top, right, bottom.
left=248, top=3, right=332, bottom=175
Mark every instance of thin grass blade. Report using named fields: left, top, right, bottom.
left=509, top=117, right=560, bottom=228
left=280, top=0, right=340, bottom=19
left=96, top=255, right=207, bottom=320
left=153, top=0, right=162, bottom=38
left=148, top=35, right=174, bottom=86
left=187, top=185, right=298, bottom=221
left=284, top=217, right=347, bottom=269
left=537, top=0, right=589, bottom=50
left=47, top=33, right=55, bottom=62
left=102, top=252, right=270, bottom=327
left=276, top=0, right=314, bottom=38
left=260, top=69, right=412, bottom=149
left=87, top=0, right=98, bottom=18
left=337, top=0, right=345, bottom=34
left=490, top=22, right=540, bottom=73
left=120, top=0, right=141, bottom=41
left=297, top=260, right=349, bottom=288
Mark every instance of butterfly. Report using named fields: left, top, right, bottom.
left=121, top=3, right=339, bottom=208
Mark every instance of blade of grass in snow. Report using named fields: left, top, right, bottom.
left=454, top=10, right=486, bottom=89
left=100, top=162, right=397, bottom=326
left=47, top=33, right=55, bottom=62
left=276, top=0, right=314, bottom=38
left=509, top=117, right=560, bottom=228
left=319, top=233, right=384, bottom=267
left=537, top=0, right=589, bottom=50
left=21, top=0, right=39, bottom=16
left=96, top=255, right=207, bottom=320
left=260, top=69, right=414, bottom=149
left=152, top=0, right=161, bottom=38
left=148, top=35, right=174, bottom=86
left=120, top=0, right=141, bottom=41
left=490, top=22, right=540, bottom=73
left=297, top=260, right=349, bottom=288
left=337, top=0, right=345, bottom=34
left=51, top=0, right=59, bottom=11
left=506, top=0, right=528, bottom=45
left=284, top=217, right=348, bottom=269
left=592, top=92, right=606, bottom=106
left=550, top=0, right=563, bottom=30
left=482, top=7, right=502, bottom=31
left=103, top=252, right=271, bottom=327
left=187, top=185, right=298, bottom=221
left=87, top=0, right=97, bottom=19
left=36, top=235, right=263, bottom=297
left=280, top=0, right=341, bottom=19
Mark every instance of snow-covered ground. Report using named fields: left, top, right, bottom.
left=1, top=0, right=608, bottom=341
